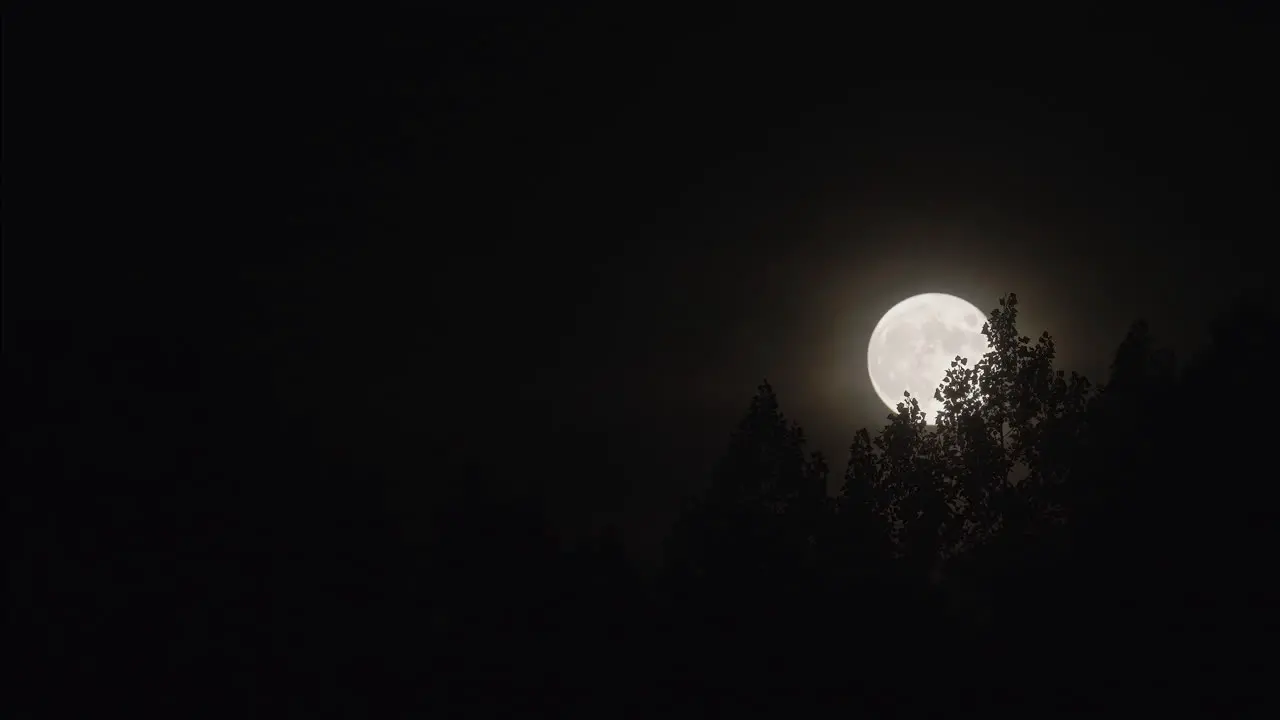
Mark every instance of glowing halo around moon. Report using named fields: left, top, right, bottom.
left=866, top=293, right=992, bottom=424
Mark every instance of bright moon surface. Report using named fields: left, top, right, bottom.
left=867, top=293, right=992, bottom=424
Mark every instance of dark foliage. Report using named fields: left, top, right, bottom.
left=14, top=292, right=1279, bottom=714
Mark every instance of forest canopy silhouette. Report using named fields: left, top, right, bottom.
left=21, top=291, right=1278, bottom=713
left=418, top=290, right=1277, bottom=710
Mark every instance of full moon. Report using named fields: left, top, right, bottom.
left=867, top=293, right=992, bottom=424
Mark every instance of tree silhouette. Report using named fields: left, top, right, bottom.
left=841, top=294, right=1090, bottom=596
left=659, top=381, right=836, bottom=693
left=666, top=381, right=830, bottom=584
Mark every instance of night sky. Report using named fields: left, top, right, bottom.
left=16, top=7, right=1276, bottom=565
